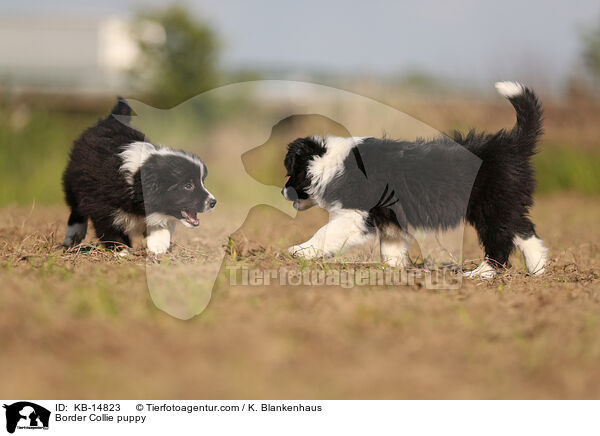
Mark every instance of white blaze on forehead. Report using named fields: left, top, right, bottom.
left=307, top=136, right=365, bottom=198
left=199, top=161, right=209, bottom=189
left=119, top=141, right=204, bottom=185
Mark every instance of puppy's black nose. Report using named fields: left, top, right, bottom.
left=281, top=187, right=297, bottom=201
left=209, top=198, right=217, bottom=208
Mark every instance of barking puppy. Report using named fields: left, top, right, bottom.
left=62, top=99, right=216, bottom=254
left=282, top=82, right=548, bottom=278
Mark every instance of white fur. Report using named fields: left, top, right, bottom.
left=119, top=141, right=204, bottom=185
left=117, top=247, right=131, bottom=257
left=514, top=235, right=548, bottom=275
left=112, top=210, right=178, bottom=254
left=463, top=260, right=497, bottom=279
left=307, top=136, right=365, bottom=200
left=495, top=81, right=524, bottom=98
left=146, top=226, right=172, bottom=254
left=145, top=212, right=171, bottom=228
left=112, top=209, right=146, bottom=235
left=63, top=222, right=87, bottom=246
left=380, top=235, right=412, bottom=268
left=289, top=207, right=375, bottom=259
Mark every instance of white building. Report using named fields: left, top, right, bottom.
left=0, top=15, right=163, bottom=93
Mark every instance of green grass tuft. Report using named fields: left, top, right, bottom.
left=535, top=146, right=600, bottom=194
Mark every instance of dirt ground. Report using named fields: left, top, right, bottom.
left=1, top=193, right=600, bottom=399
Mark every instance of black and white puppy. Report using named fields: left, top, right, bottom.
left=62, top=99, right=216, bottom=254
left=282, top=82, right=548, bottom=278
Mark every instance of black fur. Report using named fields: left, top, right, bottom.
left=283, top=136, right=326, bottom=200
left=283, top=84, right=544, bottom=270
left=62, top=99, right=214, bottom=250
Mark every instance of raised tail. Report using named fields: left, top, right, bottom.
left=494, top=81, right=543, bottom=157
left=109, top=96, right=133, bottom=126
left=111, top=96, right=132, bottom=116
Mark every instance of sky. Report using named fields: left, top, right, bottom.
left=3, top=0, right=600, bottom=89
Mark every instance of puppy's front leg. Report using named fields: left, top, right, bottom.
left=289, top=209, right=374, bottom=259
left=146, top=226, right=172, bottom=254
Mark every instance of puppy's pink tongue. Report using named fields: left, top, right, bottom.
left=182, top=210, right=199, bottom=226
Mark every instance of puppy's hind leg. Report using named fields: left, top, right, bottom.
left=63, top=180, right=88, bottom=247
left=465, top=227, right=514, bottom=279
left=63, top=209, right=88, bottom=248
left=91, top=216, right=132, bottom=252
left=514, top=217, right=548, bottom=275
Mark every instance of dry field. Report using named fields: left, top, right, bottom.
left=1, top=192, right=600, bottom=399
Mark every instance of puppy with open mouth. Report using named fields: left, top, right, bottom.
left=62, top=99, right=216, bottom=254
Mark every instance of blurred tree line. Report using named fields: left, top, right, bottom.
left=131, top=5, right=600, bottom=105
left=130, top=5, right=219, bottom=108
left=582, top=15, right=600, bottom=96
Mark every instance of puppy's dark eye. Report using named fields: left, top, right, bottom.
left=183, top=182, right=194, bottom=191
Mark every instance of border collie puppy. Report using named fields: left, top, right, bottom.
left=62, top=99, right=216, bottom=254
left=282, top=82, right=548, bottom=278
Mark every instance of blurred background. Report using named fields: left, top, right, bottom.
left=1, top=0, right=600, bottom=205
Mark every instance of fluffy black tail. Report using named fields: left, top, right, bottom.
left=108, top=96, right=133, bottom=126
left=494, top=81, right=543, bottom=157
left=111, top=97, right=132, bottom=116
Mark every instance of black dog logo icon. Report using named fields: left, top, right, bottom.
left=3, top=402, right=50, bottom=434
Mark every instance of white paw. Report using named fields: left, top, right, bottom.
left=288, top=244, right=323, bottom=259
left=63, top=222, right=87, bottom=247
left=382, top=255, right=411, bottom=268
left=463, top=260, right=497, bottom=279
left=477, top=268, right=497, bottom=279
left=531, top=265, right=546, bottom=276
left=146, top=228, right=171, bottom=255
left=116, top=247, right=131, bottom=257
left=527, top=253, right=548, bottom=276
